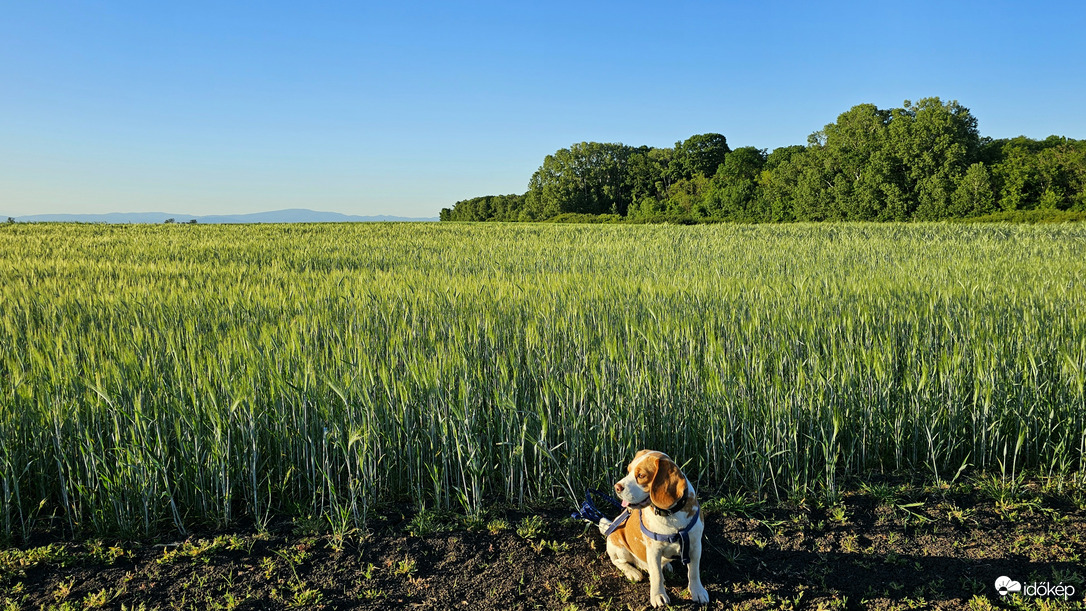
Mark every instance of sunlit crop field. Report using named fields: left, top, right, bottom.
left=1, top=222, right=1084, bottom=538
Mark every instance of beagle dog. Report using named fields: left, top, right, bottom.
left=600, top=450, right=709, bottom=607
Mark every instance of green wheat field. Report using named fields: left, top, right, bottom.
left=1, top=222, right=1084, bottom=539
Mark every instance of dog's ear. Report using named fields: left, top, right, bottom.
left=648, top=455, right=686, bottom=509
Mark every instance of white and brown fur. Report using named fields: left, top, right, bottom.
left=599, top=450, right=709, bottom=607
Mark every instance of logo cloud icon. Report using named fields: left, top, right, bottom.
left=996, top=576, right=1022, bottom=596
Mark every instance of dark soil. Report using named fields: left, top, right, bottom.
left=4, top=478, right=1086, bottom=610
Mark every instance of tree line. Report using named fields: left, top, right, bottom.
left=440, top=98, right=1086, bottom=223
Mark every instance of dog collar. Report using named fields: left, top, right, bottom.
left=652, top=490, right=689, bottom=517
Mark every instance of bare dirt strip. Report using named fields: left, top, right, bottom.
left=3, top=476, right=1085, bottom=610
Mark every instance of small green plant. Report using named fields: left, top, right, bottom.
left=840, top=534, right=858, bottom=553
left=721, top=547, right=741, bottom=566
left=554, top=580, right=573, bottom=603
left=157, top=537, right=231, bottom=565
left=1049, top=567, right=1085, bottom=590
left=456, top=511, right=486, bottom=531
left=407, top=508, right=454, bottom=536
left=0, top=583, right=26, bottom=611
left=860, top=482, right=899, bottom=505
left=280, top=546, right=310, bottom=567
left=362, top=562, right=377, bottom=580
left=883, top=551, right=907, bottom=566
left=81, top=589, right=110, bottom=608
left=292, top=515, right=325, bottom=537
left=53, top=576, right=76, bottom=602
left=288, top=586, right=322, bottom=608
left=85, top=541, right=127, bottom=564
left=704, top=491, right=764, bottom=516
left=487, top=518, right=512, bottom=533
left=966, top=595, right=997, bottom=611
left=895, top=502, right=931, bottom=526
left=259, top=556, right=277, bottom=579
left=360, top=588, right=385, bottom=601
left=973, top=473, right=1044, bottom=518
left=531, top=539, right=571, bottom=554
left=0, top=545, right=75, bottom=582
left=828, top=504, right=849, bottom=524
left=517, top=515, right=546, bottom=539
left=583, top=578, right=601, bottom=599
left=945, top=504, right=976, bottom=526
left=393, top=556, right=418, bottom=577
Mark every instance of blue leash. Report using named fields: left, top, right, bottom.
left=571, top=488, right=623, bottom=523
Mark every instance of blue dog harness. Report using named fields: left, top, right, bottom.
left=638, top=506, right=700, bottom=565
left=601, top=505, right=701, bottom=565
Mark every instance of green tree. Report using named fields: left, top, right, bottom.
left=704, top=147, right=766, bottom=220
left=783, top=98, right=981, bottom=221
left=754, top=145, right=807, bottom=221
left=626, top=146, right=675, bottom=205
left=950, top=163, right=996, bottom=217
left=888, top=99, right=979, bottom=219
left=661, top=174, right=710, bottom=220
left=523, top=142, right=636, bottom=219
left=442, top=194, right=526, bottom=221
left=672, top=133, right=731, bottom=179
left=806, top=104, right=896, bottom=220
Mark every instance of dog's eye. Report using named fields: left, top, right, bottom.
left=635, top=471, right=647, bottom=482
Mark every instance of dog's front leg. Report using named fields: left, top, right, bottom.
left=645, top=544, right=670, bottom=607
left=686, top=535, right=710, bottom=604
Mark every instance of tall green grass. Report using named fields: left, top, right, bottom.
left=1, top=222, right=1084, bottom=538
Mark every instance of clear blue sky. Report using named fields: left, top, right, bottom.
left=2, top=1, right=1084, bottom=218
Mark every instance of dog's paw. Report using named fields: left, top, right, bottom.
left=618, top=564, right=643, bottom=582
left=650, top=590, right=671, bottom=607
left=597, top=518, right=612, bottom=536
left=690, top=583, right=710, bottom=604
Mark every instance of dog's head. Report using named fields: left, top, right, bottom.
left=613, top=450, right=687, bottom=510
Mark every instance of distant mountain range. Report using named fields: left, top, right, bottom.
left=1, top=208, right=439, bottom=224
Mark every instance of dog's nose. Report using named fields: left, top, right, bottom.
left=614, top=482, right=624, bottom=494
